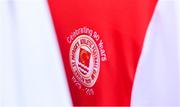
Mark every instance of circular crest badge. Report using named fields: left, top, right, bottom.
left=69, top=35, right=100, bottom=87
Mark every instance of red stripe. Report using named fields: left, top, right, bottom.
left=48, top=0, right=157, bottom=105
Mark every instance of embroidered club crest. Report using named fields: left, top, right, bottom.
left=69, top=35, right=100, bottom=87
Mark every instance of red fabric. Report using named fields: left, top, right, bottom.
left=48, top=0, right=157, bottom=105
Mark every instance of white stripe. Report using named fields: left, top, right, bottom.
left=0, top=2, right=18, bottom=106
left=131, top=0, right=180, bottom=106
left=0, top=0, right=72, bottom=106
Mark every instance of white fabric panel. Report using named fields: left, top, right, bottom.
left=131, top=0, right=180, bottom=106
left=0, top=0, right=72, bottom=106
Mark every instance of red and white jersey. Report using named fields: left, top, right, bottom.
left=0, top=0, right=180, bottom=106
